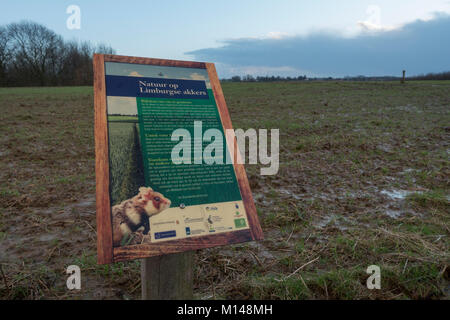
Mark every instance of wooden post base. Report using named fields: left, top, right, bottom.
left=141, top=251, right=194, bottom=300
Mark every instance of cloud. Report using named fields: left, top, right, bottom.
left=187, top=13, right=450, bottom=77
left=128, top=71, right=144, bottom=77
left=356, top=4, right=397, bottom=33
left=266, top=31, right=289, bottom=39
left=356, top=21, right=397, bottom=32
left=189, top=72, right=207, bottom=81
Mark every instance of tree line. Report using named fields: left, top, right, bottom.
left=222, top=72, right=450, bottom=82
left=223, top=75, right=308, bottom=82
left=0, top=21, right=115, bottom=87
left=407, top=71, right=450, bottom=81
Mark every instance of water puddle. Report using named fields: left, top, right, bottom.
left=315, top=214, right=349, bottom=231
left=380, top=189, right=420, bottom=200
left=385, top=209, right=403, bottom=218
left=247, top=241, right=275, bottom=261
left=394, top=105, right=422, bottom=113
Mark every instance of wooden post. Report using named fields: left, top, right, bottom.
left=141, top=251, right=194, bottom=299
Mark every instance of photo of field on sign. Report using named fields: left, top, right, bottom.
left=106, top=63, right=250, bottom=247
left=107, top=105, right=145, bottom=246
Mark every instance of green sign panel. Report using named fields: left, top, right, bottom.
left=105, top=62, right=251, bottom=246
left=136, top=93, right=242, bottom=208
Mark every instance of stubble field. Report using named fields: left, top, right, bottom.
left=0, top=81, right=448, bottom=299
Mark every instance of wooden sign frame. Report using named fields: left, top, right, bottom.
left=94, top=54, right=263, bottom=264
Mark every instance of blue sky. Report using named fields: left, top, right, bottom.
left=1, top=1, right=450, bottom=77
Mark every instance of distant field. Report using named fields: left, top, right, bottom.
left=108, top=115, right=138, bottom=122
left=108, top=122, right=144, bottom=206
left=0, top=81, right=448, bottom=299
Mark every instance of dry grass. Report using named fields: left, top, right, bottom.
left=0, top=81, right=449, bottom=299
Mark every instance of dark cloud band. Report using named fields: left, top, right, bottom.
left=187, top=14, right=450, bottom=77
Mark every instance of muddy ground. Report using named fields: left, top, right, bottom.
left=0, top=82, right=448, bottom=299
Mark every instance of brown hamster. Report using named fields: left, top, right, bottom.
left=112, top=187, right=171, bottom=246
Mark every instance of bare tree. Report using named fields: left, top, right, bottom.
left=95, top=43, right=115, bottom=55
left=57, top=41, right=115, bottom=85
left=7, top=21, right=63, bottom=86
left=0, top=26, right=10, bottom=85
left=0, top=21, right=116, bottom=86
